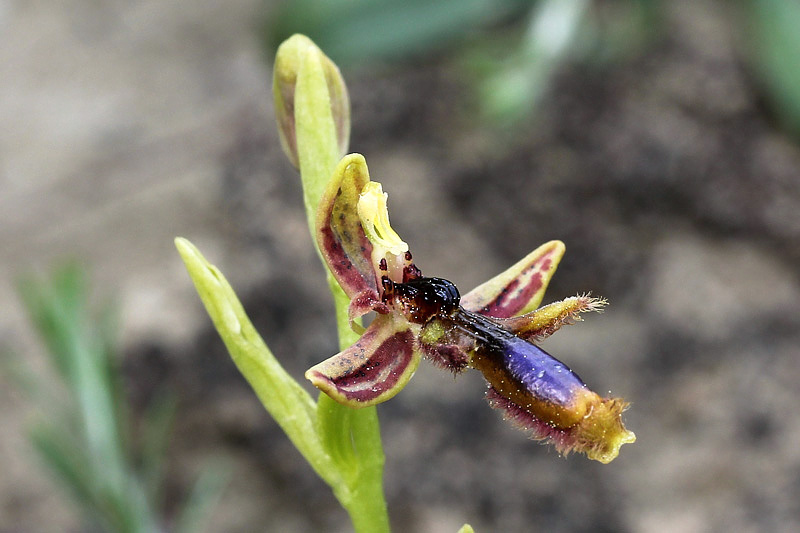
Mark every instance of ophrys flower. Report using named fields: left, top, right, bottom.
left=307, top=154, right=635, bottom=463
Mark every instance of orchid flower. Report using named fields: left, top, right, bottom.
left=306, top=153, right=635, bottom=464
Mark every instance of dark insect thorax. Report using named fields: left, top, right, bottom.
left=391, top=277, right=460, bottom=323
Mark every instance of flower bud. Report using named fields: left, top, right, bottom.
left=273, top=34, right=350, bottom=169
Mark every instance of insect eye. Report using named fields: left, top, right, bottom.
left=381, top=276, right=393, bottom=293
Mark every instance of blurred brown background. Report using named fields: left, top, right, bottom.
left=2, top=0, right=799, bottom=531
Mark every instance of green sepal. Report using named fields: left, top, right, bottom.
left=493, top=295, right=607, bottom=341
left=273, top=34, right=350, bottom=173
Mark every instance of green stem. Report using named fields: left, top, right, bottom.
left=319, top=394, right=389, bottom=533
left=321, top=278, right=389, bottom=533
left=342, top=404, right=389, bottom=533
left=291, top=36, right=390, bottom=533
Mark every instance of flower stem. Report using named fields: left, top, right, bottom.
left=287, top=35, right=391, bottom=532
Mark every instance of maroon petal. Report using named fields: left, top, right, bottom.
left=316, top=154, right=380, bottom=311
left=461, top=240, right=565, bottom=318
left=305, top=314, right=421, bottom=406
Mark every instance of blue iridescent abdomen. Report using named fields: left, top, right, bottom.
left=499, top=333, right=587, bottom=407
left=456, top=309, right=588, bottom=414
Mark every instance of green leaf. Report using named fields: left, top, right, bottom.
left=19, top=266, right=129, bottom=499
left=29, top=424, right=96, bottom=513
left=173, top=461, right=230, bottom=533
left=140, top=391, right=178, bottom=504
left=17, top=265, right=83, bottom=380
left=174, top=238, right=338, bottom=487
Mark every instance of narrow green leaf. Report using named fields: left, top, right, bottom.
left=64, top=304, right=128, bottom=497
left=140, top=391, right=178, bottom=503
left=17, top=272, right=74, bottom=380
left=96, top=298, right=133, bottom=461
left=19, top=266, right=129, bottom=498
left=175, top=238, right=338, bottom=486
left=29, top=425, right=96, bottom=512
left=173, top=462, right=230, bottom=533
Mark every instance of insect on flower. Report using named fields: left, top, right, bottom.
left=307, top=154, right=635, bottom=463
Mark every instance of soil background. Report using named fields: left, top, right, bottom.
left=2, top=1, right=799, bottom=532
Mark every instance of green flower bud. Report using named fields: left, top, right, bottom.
left=273, top=34, right=350, bottom=169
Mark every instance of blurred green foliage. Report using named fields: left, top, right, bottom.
left=743, top=0, right=800, bottom=137
left=11, top=264, right=225, bottom=533
left=267, top=0, right=662, bottom=125
left=267, top=0, right=800, bottom=138
left=268, top=0, right=530, bottom=64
